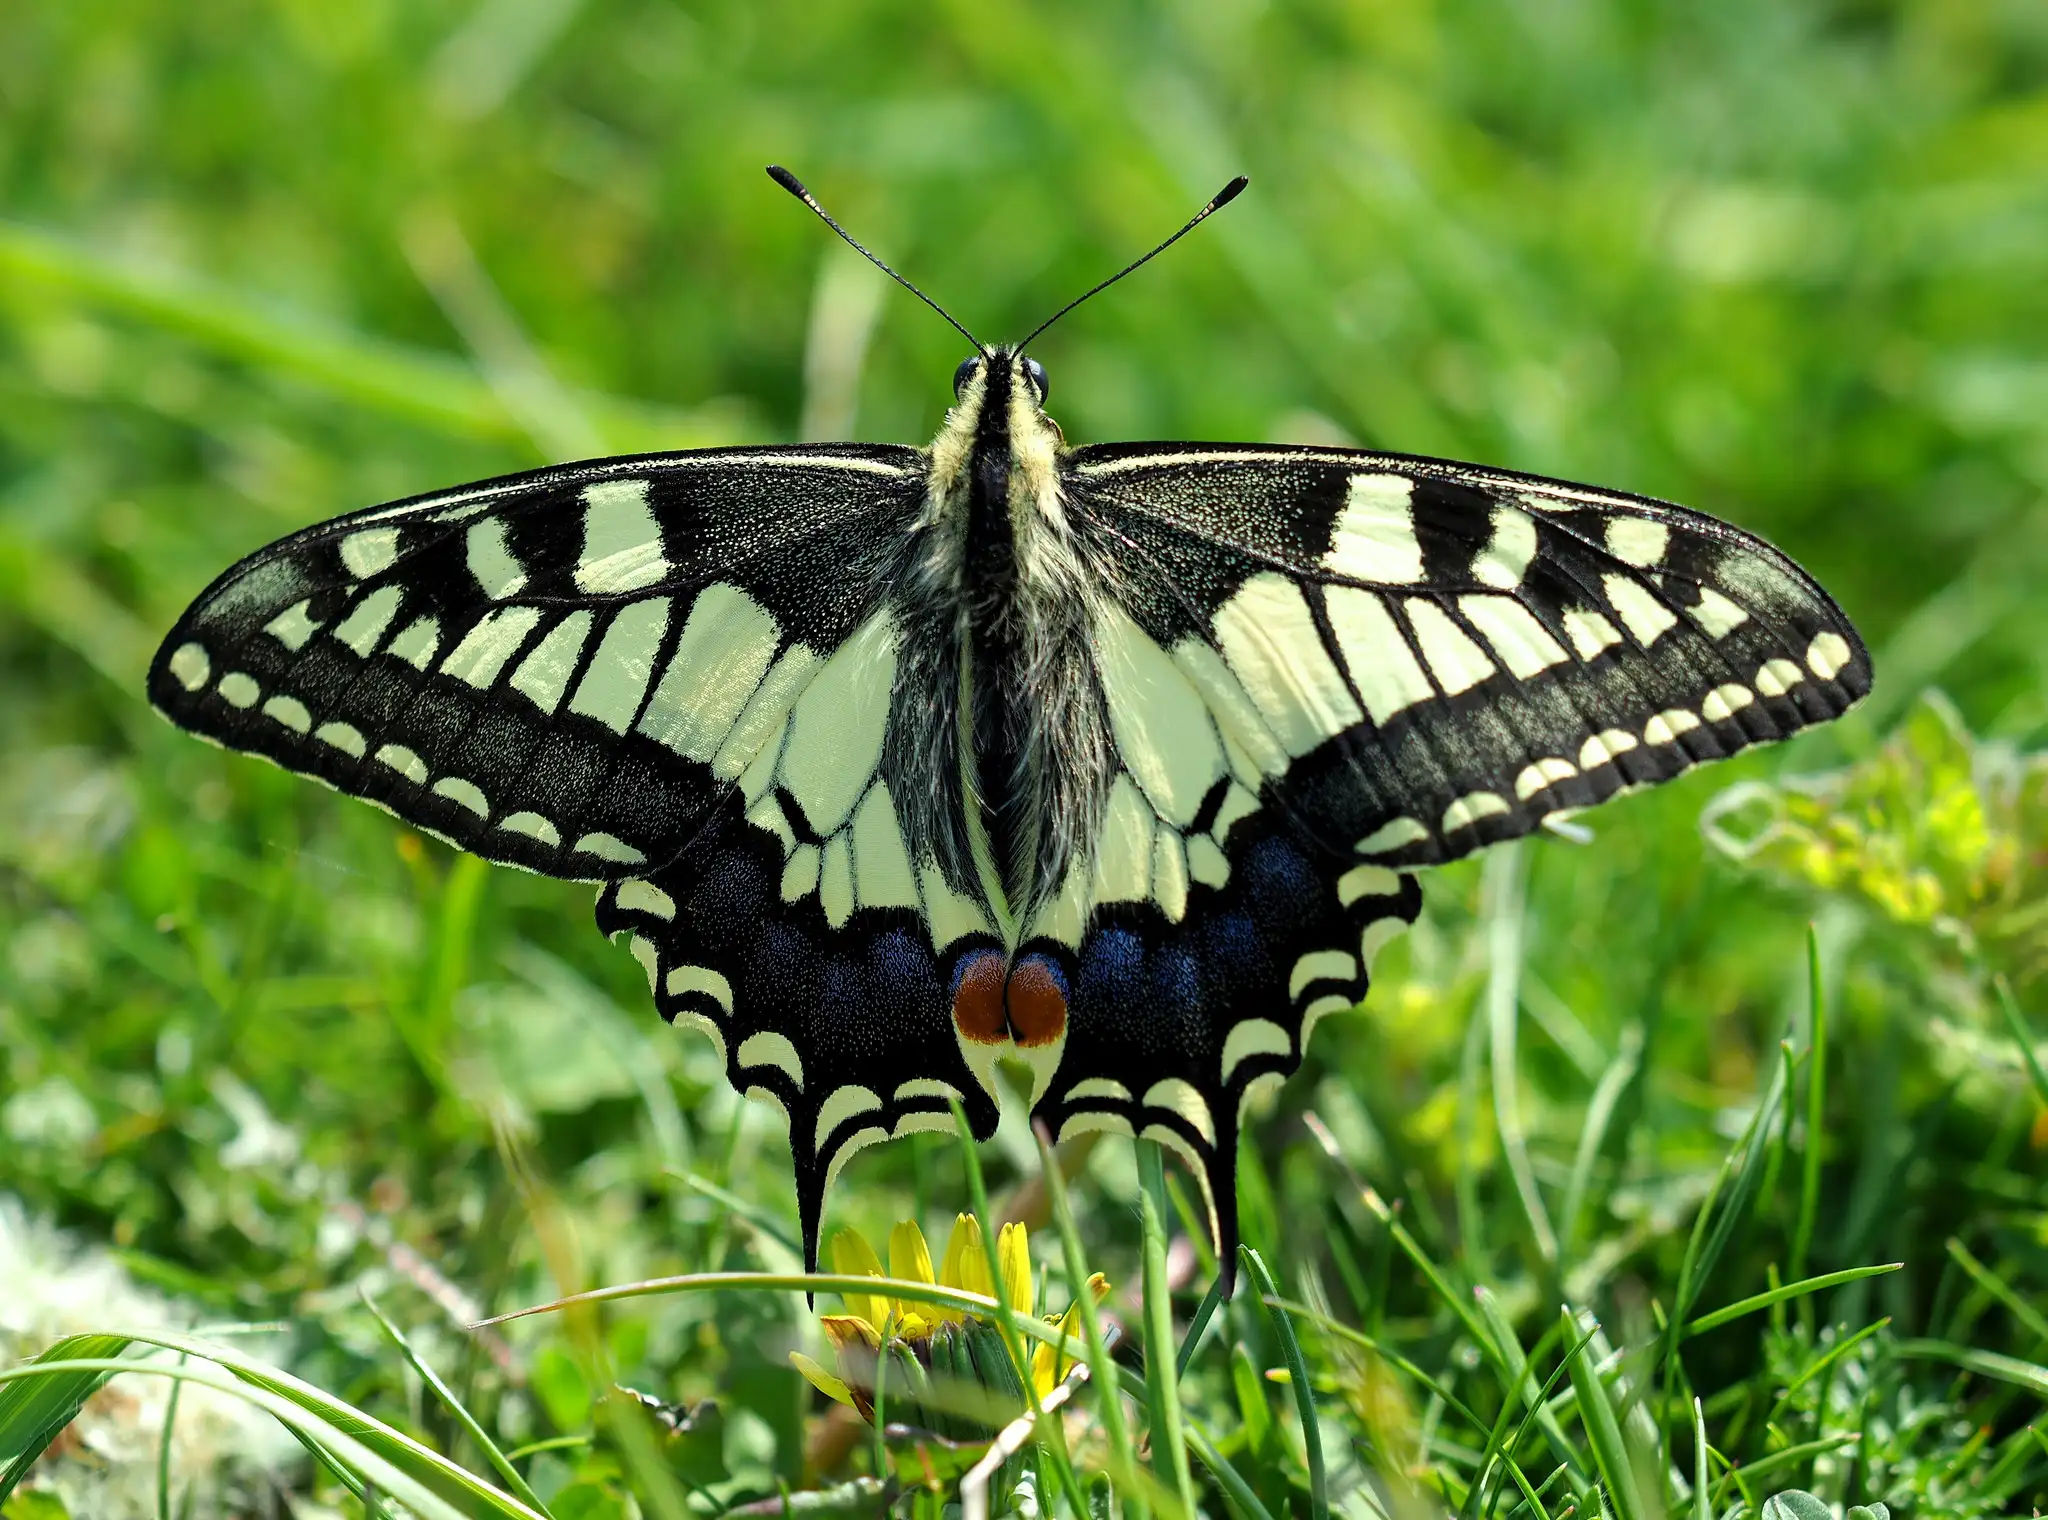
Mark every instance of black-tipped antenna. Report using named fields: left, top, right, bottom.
left=1018, top=176, right=1248, bottom=352
left=767, top=165, right=986, bottom=356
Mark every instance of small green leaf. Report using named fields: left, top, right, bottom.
left=3, top=1492, right=74, bottom=1520
left=1760, top=1492, right=1833, bottom=1520
left=1846, top=1506, right=1891, bottom=1520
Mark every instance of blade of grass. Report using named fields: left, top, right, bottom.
left=1560, top=1306, right=1646, bottom=1520
left=947, top=1098, right=1086, bottom=1517
left=0, top=1333, right=131, bottom=1499
left=157, top=1350, right=186, bottom=1520
left=1560, top=1024, right=1642, bottom=1260
left=1691, top=1396, right=1709, bottom=1520
left=1681, top=1264, right=1902, bottom=1339
left=361, top=1289, right=553, bottom=1515
left=58, top=1329, right=550, bottom=1517
left=0, top=1357, right=535, bottom=1520
left=668, top=1170, right=802, bottom=1257
left=1894, top=1339, right=2048, bottom=1397
left=1945, top=1236, right=2048, bottom=1344
left=1463, top=1310, right=1594, bottom=1520
left=1034, top=1121, right=1146, bottom=1518
left=1184, top=1422, right=1280, bottom=1520
left=1791, top=923, right=1828, bottom=1281
left=1174, top=1271, right=1230, bottom=1380
left=1995, top=976, right=2048, bottom=1110
left=1710, top=1434, right=1855, bottom=1505
left=1485, top=843, right=1559, bottom=1268
left=1241, top=1248, right=1326, bottom=1520
left=1140, top=1143, right=1196, bottom=1517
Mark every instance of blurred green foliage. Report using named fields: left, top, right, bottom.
left=3, top=0, right=2048, bottom=1515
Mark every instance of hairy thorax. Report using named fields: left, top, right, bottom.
left=897, top=351, right=1112, bottom=939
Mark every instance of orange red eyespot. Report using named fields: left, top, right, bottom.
left=1005, top=955, right=1069, bottom=1049
left=949, top=951, right=1009, bottom=1046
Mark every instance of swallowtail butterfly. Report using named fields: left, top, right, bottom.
left=150, top=169, right=1870, bottom=1272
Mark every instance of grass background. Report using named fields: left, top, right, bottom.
left=3, top=0, right=2047, bottom=1515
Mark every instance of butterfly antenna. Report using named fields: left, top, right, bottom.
left=767, top=165, right=987, bottom=357
left=1018, top=175, right=1249, bottom=352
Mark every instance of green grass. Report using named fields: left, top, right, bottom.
left=3, top=1, right=2048, bottom=1515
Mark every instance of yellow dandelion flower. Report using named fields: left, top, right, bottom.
left=789, top=1213, right=1109, bottom=1438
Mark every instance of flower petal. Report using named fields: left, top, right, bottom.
left=790, top=1351, right=856, bottom=1406
left=889, top=1220, right=936, bottom=1285
left=828, top=1226, right=890, bottom=1331
left=998, top=1221, right=1034, bottom=1314
left=819, top=1314, right=881, bottom=1354
left=887, top=1219, right=937, bottom=1329
left=939, top=1214, right=991, bottom=1321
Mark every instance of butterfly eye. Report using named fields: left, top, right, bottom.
left=1021, top=356, right=1049, bottom=401
left=952, top=357, right=980, bottom=398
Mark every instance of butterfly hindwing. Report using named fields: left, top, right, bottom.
left=149, top=447, right=925, bottom=878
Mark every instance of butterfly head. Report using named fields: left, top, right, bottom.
left=954, top=350, right=1047, bottom=406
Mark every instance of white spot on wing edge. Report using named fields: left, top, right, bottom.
left=1701, top=684, right=1755, bottom=722
left=1514, top=758, right=1578, bottom=800
left=1807, top=631, right=1852, bottom=680
left=499, top=811, right=559, bottom=846
left=738, top=1032, right=805, bottom=1091
left=168, top=642, right=211, bottom=691
left=1140, top=1078, right=1216, bottom=1145
left=1755, top=658, right=1804, bottom=697
left=315, top=721, right=365, bottom=757
left=374, top=743, right=427, bottom=784
left=217, top=672, right=260, bottom=708
left=573, top=832, right=646, bottom=865
left=666, top=963, right=733, bottom=1012
left=1337, top=863, right=1402, bottom=905
left=261, top=694, right=311, bottom=733
left=1066, top=1077, right=1133, bottom=1104
left=431, top=776, right=489, bottom=817
left=814, top=1084, right=883, bottom=1153
left=1220, top=1018, right=1291, bottom=1084
left=1643, top=709, right=1702, bottom=745
left=1579, top=729, right=1639, bottom=769
left=1289, top=948, right=1358, bottom=1001
left=1059, top=1111, right=1136, bottom=1142
left=1442, top=791, right=1511, bottom=832
left=1357, top=816, right=1426, bottom=855
left=615, top=879, right=677, bottom=921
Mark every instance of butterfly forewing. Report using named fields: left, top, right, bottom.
left=150, top=447, right=925, bottom=876
left=1068, top=442, right=1869, bottom=868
